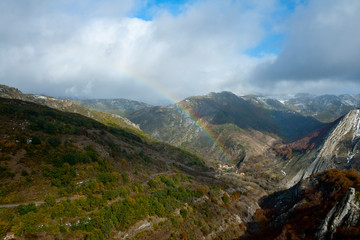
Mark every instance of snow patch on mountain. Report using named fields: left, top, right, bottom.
left=34, top=95, right=47, bottom=100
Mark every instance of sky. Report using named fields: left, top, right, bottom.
left=0, top=0, right=359, bottom=104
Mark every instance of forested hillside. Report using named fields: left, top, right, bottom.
left=0, top=98, right=248, bottom=239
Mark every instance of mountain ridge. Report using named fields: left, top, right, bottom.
left=243, top=93, right=360, bottom=123
left=0, top=84, right=141, bottom=131
left=127, top=91, right=325, bottom=165
left=78, top=98, right=152, bottom=117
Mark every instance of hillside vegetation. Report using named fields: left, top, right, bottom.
left=0, top=98, right=254, bottom=240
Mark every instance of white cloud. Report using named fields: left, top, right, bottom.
left=2, top=0, right=357, bottom=103
left=1, top=0, right=278, bottom=103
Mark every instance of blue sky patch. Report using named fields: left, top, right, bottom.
left=245, top=33, right=285, bottom=57
left=130, top=0, right=192, bottom=20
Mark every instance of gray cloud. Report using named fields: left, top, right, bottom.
left=0, top=0, right=277, bottom=103
left=1, top=0, right=358, bottom=104
left=251, top=0, right=360, bottom=93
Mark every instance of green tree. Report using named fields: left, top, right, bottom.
left=17, top=203, right=37, bottom=216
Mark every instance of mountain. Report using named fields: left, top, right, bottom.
left=177, top=92, right=325, bottom=141
left=241, top=93, right=360, bottom=123
left=127, top=92, right=324, bottom=173
left=78, top=98, right=152, bottom=117
left=241, top=95, right=289, bottom=111
left=0, top=85, right=140, bottom=131
left=0, top=97, right=254, bottom=240
left=274, top=109, right=360, bottom=187
left=284, top=94, right=360, bottom=122
left=2, top=86, right=360, bottom=239
left=243, top=168, right=360, bottom=240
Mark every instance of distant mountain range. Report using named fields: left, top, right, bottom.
left=77, top=92, right=360, bottom=124
left=3, top=84, right=359, bottom=177
left=125, top=92, right=325, bottom=175
left=243, top=93, right=360, bottom=122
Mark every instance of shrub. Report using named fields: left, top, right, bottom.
left=18, top=203, right=37, bottom=216
left=21, top=170, right=29, bottom=177
left=180, top=209, right=188, bottom=218
left=31, top=136, right=41, bottom=145
left=47, top=137, right=61, bottom=148
left=222, top=193, right=230, bottom=204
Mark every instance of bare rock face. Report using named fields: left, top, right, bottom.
left=283, top=109, right=360, bottom=188
left=243, top=169, right=360, bottom=240
left=317, top=187, right=360, bottom=240
left=306, top=110, right=360, bottom=175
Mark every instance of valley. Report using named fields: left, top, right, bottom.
left=1, top=1, right=359, bottom=239
left=1, top=85, right=360, bottom=239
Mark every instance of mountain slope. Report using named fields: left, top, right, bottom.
left=0, top=97, right=254, bottom=240
left=276, top=109, right=360, bottom=187
left=0, top=84, right=140, bottom=131
left=179, top=92, right=324, bottom=142
left=127, top=92, right=324, bottom=175
left=243, top=169, right=360, bottom=240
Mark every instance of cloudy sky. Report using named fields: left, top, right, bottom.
left=0, top=0, right=359, bottom=104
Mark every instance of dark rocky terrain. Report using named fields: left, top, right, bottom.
left=243, top=169, right=360, bottom=240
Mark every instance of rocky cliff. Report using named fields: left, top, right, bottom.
left=242, top=169, right=360, bottom=240
left=280, top=109, right=360, bottom=187
left=317, top=187, right=360, bottom=240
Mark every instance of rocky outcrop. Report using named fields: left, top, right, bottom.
left=244, top=170, right=360, bottom=240
left=317, top=187, right=360, bottom=240
left=306, top=110, right=360, bottom=175
left=282, top=109, right=360, bottom=188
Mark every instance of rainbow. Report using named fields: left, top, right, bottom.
left=174, top=101, right=229, bottom=161
left=117, top=67, right=230, bottom=162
